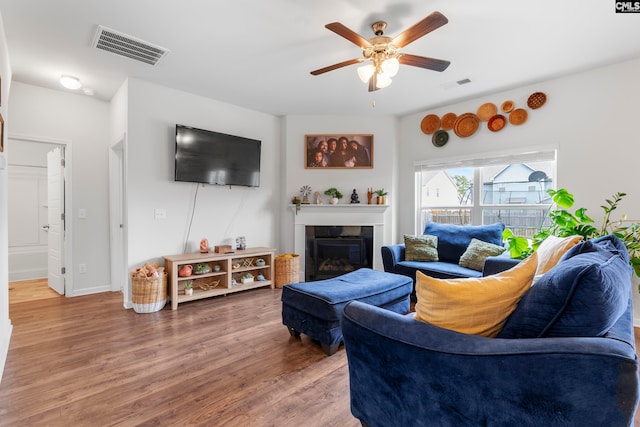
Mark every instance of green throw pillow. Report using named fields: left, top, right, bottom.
left=404, top=234, right=439, bottom=262
left=459, top=238, right=506, bottom=271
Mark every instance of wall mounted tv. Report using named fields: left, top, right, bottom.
left=174, top=124, right=261, bottom=187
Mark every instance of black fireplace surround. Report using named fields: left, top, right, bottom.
left=305, top=225, right=373, bottom=281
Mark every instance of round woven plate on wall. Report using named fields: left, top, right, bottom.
left=501, top=100, right=515, bottom=113
left=508, top=108, right=528, bottom=125
left=487, top=114, right=507, bottom=132
left=420, top=114, right=441, bottom=134
left=440, top=112, right=457, bottom=130
left=453, top=113, right=480, bottom=138
left=477, top=103, right=497, bottom=121
left=527, top=92, right=547, bottom=109
left=432, top=130, right=449, bottom=147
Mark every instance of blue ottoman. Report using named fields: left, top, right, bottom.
left=281, top=268, right=412, bottom=355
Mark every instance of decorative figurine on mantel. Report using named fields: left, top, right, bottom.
left=300, top=185, right=312, bottom=204
left=314, top=191, right=322, bottom=205
left=367, top=188, right=374, bottom=204
left=350, top=189, right=360, bottom=204
left=200, top=238, right=209, bottom=254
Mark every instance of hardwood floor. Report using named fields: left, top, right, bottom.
left=1, top=286, right=359, bottom=427
left=2, top=281, right=639, bottom=426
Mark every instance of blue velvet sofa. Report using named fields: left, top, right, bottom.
left=343, top=235, right=640, bottom=426
left=382, top=222, right=519, bottom=297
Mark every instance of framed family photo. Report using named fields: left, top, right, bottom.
left=305, top=134, right=373, bottom=169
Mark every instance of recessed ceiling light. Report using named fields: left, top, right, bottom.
left=60, top=75, right=81, bottom=90
left=82, top=88, right=94, bottom=96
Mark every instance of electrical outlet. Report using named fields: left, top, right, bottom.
left=154, top=208, right=167, bottom=220
left=79, top=264, right=87, bottom=274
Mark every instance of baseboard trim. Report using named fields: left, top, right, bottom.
left=0, top=320, right=14, bottom=384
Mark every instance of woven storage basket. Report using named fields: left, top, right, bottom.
left=275, top=254, right=300, bottom=288
left=131, top=273, right=167, bottom=313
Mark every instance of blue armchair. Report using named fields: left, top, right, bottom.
left=343, top=235, right=640, bottom=427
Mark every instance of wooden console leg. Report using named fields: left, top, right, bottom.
left=321, top=342, right=339, bottom=356
left=287, top=327, right=300, bottom=338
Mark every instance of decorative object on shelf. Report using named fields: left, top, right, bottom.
left=350, top=189, right=360, bottom=204
left=527, top=91, right=547, bottom=109
left=257, top=273, right=266, bottom=281
left=300, top=185, right=312, bottom=204
left=214, top=265, right=221, bottom=272
left=305, top=134, right=373, bottom=169
left=231, top=278, right=238, bottom=287
left=199, top=238, right=209, bottom=254
left=232, top=263, right=241, bottom=269
left=324, top=187, right=343, bottom=205
left=256, top=258, right=266, bottom=267
left=508, top=108, right=528, bottom=125
left=241, top=272, right=254, bottom=284
left=130, top=262, right=167, bottom=313
left=236, top=236, right=246, bottom=250
left=194, top=263, right=211, bottom=274
left=291, top=195, right=302, bottom=213
left=178, top=264, right=193, bottom=277
left=198, top=280, right=221, bottom=291
left=367, top=188, right=374, bottom=204
left=487, top=114, right=507, bottom=132
left=420, top=114, right=440, bottom=135
left=214, top=245, right=233, bottom=254
left=184, top=280, right=193, bottom=296
left=375, top=188, right=388, bottom=205
left=314, top=191, right=322, bottom=205
left=440, top=112, right=457, bottom=131
left=432, top=130, right=449, bottom=147
left=242, top=258, right=254, bottom=267
left=453, top=112, right=480, bottom=138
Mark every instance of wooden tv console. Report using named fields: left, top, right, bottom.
left=164, top=247, right=276, bottom=310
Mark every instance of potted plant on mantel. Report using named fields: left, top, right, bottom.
left=504, top=189, right=640, bottom=284
left=324, top=187, right=343, bottom=205
left=375, top=188, right=388, bottom=205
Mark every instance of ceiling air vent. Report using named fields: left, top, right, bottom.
left=92, top=25, right=169, bottom=66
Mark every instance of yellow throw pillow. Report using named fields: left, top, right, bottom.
left=415, top=252, right=538, bottom=337
left=535, top=235, right=583, bottom=277
left=404, top=234, right=439, bottom=262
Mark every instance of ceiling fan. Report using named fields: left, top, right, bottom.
left=311, top=11, right=450, bottom=92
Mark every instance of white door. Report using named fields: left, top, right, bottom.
left=47, top=147, right=65, bottom=295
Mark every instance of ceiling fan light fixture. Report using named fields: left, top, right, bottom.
left=381, top=57, right=399, bottom=77
left=357, top=64, right=375, bottom=83
left=60, top=75, right=82, bottom=90
left=376, top=73, right=392, bottom=89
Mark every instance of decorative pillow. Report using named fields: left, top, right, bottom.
left=404, top=234, right=438, bottom=262
left=534, top=235, right=583, bottom=277
left=498, top=235, right=630, bottom=339
left=423, top=222, right=505, bottom=263
left=415, top=252, right=538, bottom=337
left=459, top=238, right=506, bottom=271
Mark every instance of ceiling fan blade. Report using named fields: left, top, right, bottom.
left=391, top=11, right=448, bottom=48
left=310, top=58, right=364, bottom=75
left=399, top=54, right=450, bottom=72
left=325, top=22, right=372, bottom=49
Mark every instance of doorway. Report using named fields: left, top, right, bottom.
left=7, top=135, right=72, bottom=300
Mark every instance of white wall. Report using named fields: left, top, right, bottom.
left=123, top=79, right=281, bottom=288
left=7, top=82, right=111, bottom=296
left=0, top=10, right=12, bottom=382
left=398, top=57, right=640, bottom=323
left=280, top=115, right=399, bottom=254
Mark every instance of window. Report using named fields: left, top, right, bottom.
left=415, top=149, right=556, bottom=238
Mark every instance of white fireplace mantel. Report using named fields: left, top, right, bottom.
left=290, top=204, right=389, bottom=281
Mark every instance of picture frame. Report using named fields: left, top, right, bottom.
left=304, top=134, right=373, bottom=169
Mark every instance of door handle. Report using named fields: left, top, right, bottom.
left=42, top=224, right=50, bottom=231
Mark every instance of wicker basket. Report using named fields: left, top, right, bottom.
left=275, top=254, right=300, bottom=288
left=131, top=273, right=167, bottom=313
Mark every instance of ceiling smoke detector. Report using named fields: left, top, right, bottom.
left=92, top=25, right=169, bottom=66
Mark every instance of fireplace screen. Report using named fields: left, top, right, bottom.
left=305, top=226, right=373, bottom=281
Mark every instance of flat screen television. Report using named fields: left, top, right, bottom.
left=174, top=124, right=261, bottom=187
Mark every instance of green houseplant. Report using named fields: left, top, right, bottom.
left=504, top=189, right=640, bottom=280
left=324, top=187, right=343, bottom=204
left=374, top=188, right=388, bottom=205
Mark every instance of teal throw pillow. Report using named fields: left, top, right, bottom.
left=404, top=234, right=439, bottom=262
left=459, top=238, right=506, bottom=271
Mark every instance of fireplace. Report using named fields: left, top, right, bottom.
left=290, top=204, right=389, bottom=282
left=305, top=226, right=373, bottom=281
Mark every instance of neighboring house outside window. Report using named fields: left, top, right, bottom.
left=415, top=149, right=557, bottom=238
